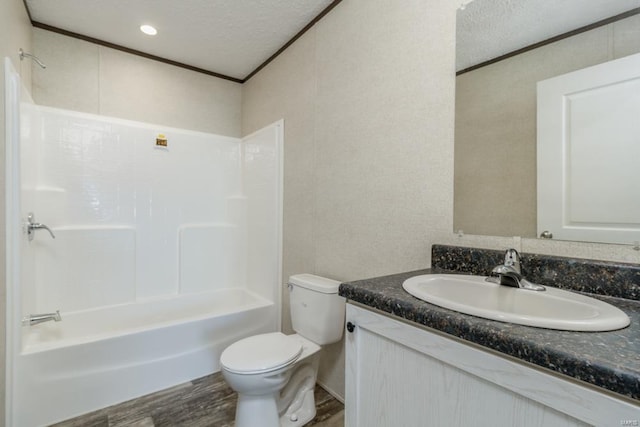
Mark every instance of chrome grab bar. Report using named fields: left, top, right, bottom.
left=26, top=212, right=56, bottom=241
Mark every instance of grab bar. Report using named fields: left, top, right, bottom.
left=26, top=212, right=56, bottom=241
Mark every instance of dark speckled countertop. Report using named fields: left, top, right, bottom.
left=339, top=267, right=640, bottom=402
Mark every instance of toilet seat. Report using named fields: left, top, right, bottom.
left=220, top=332, right=303, bottom=375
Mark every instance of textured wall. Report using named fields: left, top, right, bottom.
left=242, top=0, right=457, bottom=399
left=0, top=0, right=33, bottom=424
left=455, top=14, right=640, bottom=238
left=32, top=29, right=242, bottom=137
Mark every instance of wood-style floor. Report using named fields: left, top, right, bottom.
left=51, top=372, right=344, bottom=427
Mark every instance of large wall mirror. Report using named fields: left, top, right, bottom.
left=454, top=0, right=640, bottom=244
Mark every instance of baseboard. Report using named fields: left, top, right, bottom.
left=317, top=380, right=344, bottom=404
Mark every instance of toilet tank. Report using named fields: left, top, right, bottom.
left=288, top=274, right=346, bottom=345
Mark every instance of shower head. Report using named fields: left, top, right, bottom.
left=19, top=48, right=46, bottom=69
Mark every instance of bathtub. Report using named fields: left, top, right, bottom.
left=14, top=288, right=277, bottom=427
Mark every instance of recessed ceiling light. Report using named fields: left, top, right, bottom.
left=140, top=25, right=157, bottom=36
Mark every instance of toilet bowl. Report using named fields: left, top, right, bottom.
left=221, top=333, right=321, bottom=427
left=220, top=274, right=345, bottom=427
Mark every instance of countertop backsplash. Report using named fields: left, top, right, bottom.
left=431, top=244, right=640, bottom=301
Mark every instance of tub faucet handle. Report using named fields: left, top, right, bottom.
left=26, top=212, right=56, bottom=241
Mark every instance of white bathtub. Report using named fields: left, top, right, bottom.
left=15, top=288, right=277, bottom=427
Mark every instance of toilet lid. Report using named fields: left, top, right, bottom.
left=220, top=332, right=303, bottom=374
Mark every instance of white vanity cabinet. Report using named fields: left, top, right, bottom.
left=345, top=303, right=639, bottom=427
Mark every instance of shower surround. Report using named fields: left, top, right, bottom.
left=8, top=100, right=282, bottom=426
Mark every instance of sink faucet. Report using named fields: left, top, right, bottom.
left=488, top=249, right=545, bottom=291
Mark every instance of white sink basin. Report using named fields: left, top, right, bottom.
left=402, top=274, right=630, bottom=331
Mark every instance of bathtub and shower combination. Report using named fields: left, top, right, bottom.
left=5, top=62, right=283, bottom=426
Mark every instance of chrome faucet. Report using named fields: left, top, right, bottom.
left=488, top=249, right=545, bottom=291
left=26, top=212, right=56, bottom=241
left=22, top=310, right=62, bottom=326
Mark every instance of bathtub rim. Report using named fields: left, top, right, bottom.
left=21, top=287, right=274, bottom=355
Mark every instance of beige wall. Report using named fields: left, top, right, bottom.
left=1, top=0, right=33, bottom=424
left=454, top=15, right=640, bottom=237
left=242, top=0, right=457, bottom=398
left=32, top=29, right=242, bottom=137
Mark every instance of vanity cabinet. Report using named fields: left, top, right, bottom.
left=345, top=304, right=639, bottom=427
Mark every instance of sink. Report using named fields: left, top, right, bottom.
left=402, top=274, right=630, bottom=331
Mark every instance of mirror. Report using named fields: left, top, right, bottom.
left=453, top=0, right=640, bottom=242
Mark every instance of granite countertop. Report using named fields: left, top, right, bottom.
left=339, top=268, right=640, bottom=402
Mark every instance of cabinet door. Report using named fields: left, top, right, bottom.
left=345, top=304, right=638, bottom=426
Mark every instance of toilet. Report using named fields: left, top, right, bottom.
left=220, top=274, right=345, bottom=427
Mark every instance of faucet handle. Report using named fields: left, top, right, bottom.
left=503, top=249, right=521, bottom=273
left=26, top=212, right=56, bottom=241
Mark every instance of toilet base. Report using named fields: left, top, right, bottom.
left=235, top=393, right=281, bottom=427
left=280, top=386, right=316, bottom=427
left=278, top=354, right=318, bottom=426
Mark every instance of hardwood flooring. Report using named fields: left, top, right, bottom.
left=51, top=372, right=344, bottom=427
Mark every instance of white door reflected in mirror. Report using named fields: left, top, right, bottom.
left=537, top=52, right=640, bottom=246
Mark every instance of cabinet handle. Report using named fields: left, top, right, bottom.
left=346, top=322, right=355, bottom=333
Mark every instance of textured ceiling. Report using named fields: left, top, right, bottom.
left=24, top=1, right=640, bottom=79
left=457, top=0, right=640, bottom=72
left=25, top=0, right=334, bottom=80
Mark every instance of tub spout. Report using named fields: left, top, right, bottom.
left=22, top=310, right=62, bottom=326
